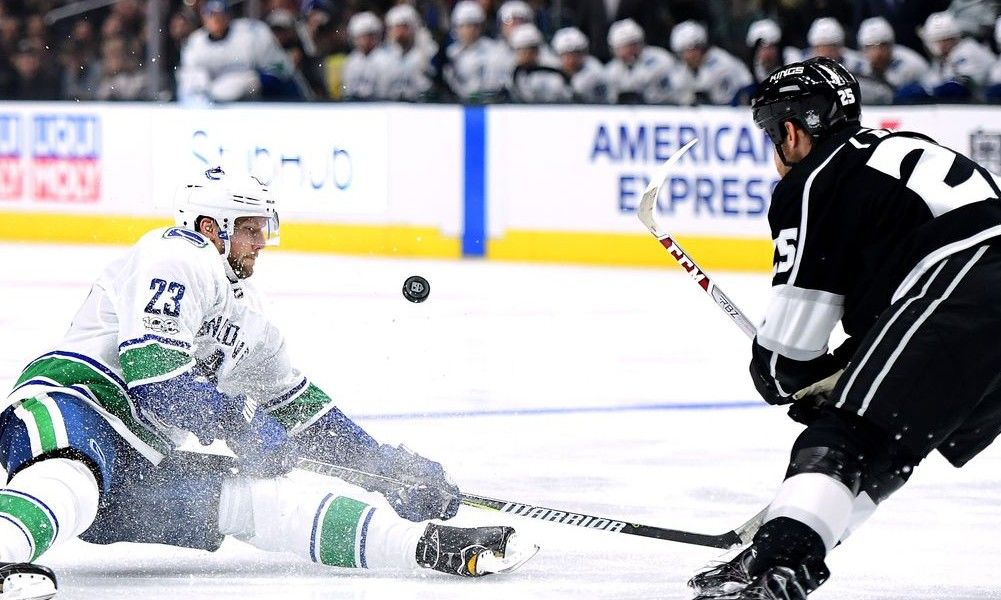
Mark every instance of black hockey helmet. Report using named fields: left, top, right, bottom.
left=751, top=57, right=861, bottom=147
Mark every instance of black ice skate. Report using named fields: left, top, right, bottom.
left=688, top=546, right=755, bottom=599
left=415, top=523, right=539, bottom=577
left=0, top=562, right=57, bottom=600
left=732, top=561, right=829, bottom=600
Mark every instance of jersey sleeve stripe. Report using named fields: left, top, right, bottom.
left=119, top=334, right=193, bottom=351
left=757, top=284, right=844, bottom=360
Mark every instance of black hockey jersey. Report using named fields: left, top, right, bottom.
left=753, top=126, right=1001, bottom=398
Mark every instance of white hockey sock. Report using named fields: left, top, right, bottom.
left=219, top=477, right=424, bottom=570
left=764, top=472, right=854, bottom=551
left=0, top=458, right=100, bottom=562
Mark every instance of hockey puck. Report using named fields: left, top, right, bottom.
left=402, top=275, right=430, bottom=303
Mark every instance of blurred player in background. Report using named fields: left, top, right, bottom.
left=552, top=26, right=608, bottom=104
left=604, top=18, right=692, bottom=105
left=689, top=57, right=1001, bottom=599
left=669, top=20, right=752, bottom=106
left=0, top=167, right=536, bottom=599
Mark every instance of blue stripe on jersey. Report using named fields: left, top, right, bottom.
left=309, top=493, right=335, bottom=563
left=119, top=335, right=192, bottom=351
left=358, top=507, right=375, bottom=569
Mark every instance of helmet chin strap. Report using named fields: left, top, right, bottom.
left=221, top=236, right=241, bottom=283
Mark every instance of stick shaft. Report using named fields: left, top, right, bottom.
left=298, top=458, right=760, bottom=549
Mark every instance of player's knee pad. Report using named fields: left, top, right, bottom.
left=0, top=457, right=99, bottom=561
left=787, top=408, right=917, bottom=497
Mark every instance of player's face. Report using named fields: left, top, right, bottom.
left=756, top=43, right=779, bottom=67
left=811, top=44, right=841, bottom=60
left=863, top=43, right=891, bottom=70
left=681, top=46, right=704, bottom=69
left=228, top=216, right=269, bottom=279
left=560, top=50, right=584, bottom=73
left=614, top=42, right=641, bottom=64
left=457, top=23, right=480, bottom=45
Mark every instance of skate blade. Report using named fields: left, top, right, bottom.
left=474, top=534, right=540, bottom=575
left=0, top=571, right=56, bottom=600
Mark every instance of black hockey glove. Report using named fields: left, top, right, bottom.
left=363, top=444, right=461, bottom=522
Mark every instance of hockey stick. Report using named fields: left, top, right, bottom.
left=298, top=458, right=763, bottom=549
left=637, top=138, right=758, bottom=340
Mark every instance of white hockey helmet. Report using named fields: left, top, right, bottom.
left=670, top=21, right=707, bottom=53
left=174, top=166, right=280, bottom=248
left=608, top=18, right=644, bottom=49
left=452, top=1, right=485, bottom=27
left=858, top=16, right=894, bottom=46
left=386, top=4, right=420, bottom=28
left=747, top=19, right=781, bottom=47
left=347, top=11, right=383, bottom=38
left=921, top=11, right=962, bottom=43
left=498, top=0, right=533, bottom=24
left=807, top=17, right=845, bottom=46
left=510, top=23, right=542, bottom=50
left=552, top=27, right=589, bottom=54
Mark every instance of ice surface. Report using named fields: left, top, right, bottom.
left=1, top=242, right=999, bottom=599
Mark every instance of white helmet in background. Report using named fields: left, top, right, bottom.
left=670, top=21, right=707, bottom=53
left=746, top=19, right=781, bottom=47
left=807, top=17, right=845, bottom=46
left=858, top=16, right=895, bottom=46
left=174, top=166, right=280, bottom=252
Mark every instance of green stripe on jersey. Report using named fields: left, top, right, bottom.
left=0, top=492, right=57, bottom=560
left=119, top=343, right=193, bottom=384
left=269, top=384, right=331, bottom=431
left=14, top=356, right=170, bottom=454
left=19, top=398, right=58, bottom=452
left=317, top=496, right=369, bottom=567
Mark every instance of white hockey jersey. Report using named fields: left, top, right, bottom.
left=686, top=46, right=753, bottom=105
left=605, top=46, right=694, bottom=105
left=863, top=44, right=929, bottom=89
left=177, top=18, right=293, bottom=103
left=923, top=38, right=996, bottom=88
left=6, top=228, right=330, bottom=463
left=508, top=64, right=572, bottom=102
left=444, top=36, right=508, bottom=101
left=342, top=46, right=392, bottom=100
left=379, top=34, right=439, bottom=101
left=569, top=56, right=610, bottom=103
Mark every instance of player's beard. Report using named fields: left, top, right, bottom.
left=229, top=253, right=257, bottom=279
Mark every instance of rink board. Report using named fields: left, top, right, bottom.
left=0, top=103, right=998, bottom=270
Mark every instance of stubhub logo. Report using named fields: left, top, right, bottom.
left=31, top=114, right=101, bottom=202
left=0, top=115, right=22, bottom=200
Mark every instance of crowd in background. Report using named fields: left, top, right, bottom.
left=1, top=0, right=1001, bottom=104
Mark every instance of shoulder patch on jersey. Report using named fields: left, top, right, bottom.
left=163, top=227, right=209, bottom=248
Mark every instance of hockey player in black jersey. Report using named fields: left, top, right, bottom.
left=689, top=56, right=1001, bottom=599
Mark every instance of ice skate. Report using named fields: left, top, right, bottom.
left=0, top=563, right=57, bottom=600
left=688, top=546, right=755, bottom=599
left=416, top=523, right=539, bottom=577
left=730, top=560, right=829, bottom=600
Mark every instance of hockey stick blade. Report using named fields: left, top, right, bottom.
left=637, top=138, right=757, bottom=340
left=298, top=458, right=762, bottom=549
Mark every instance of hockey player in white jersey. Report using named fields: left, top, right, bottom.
left=800, top=17, right=866, bottom=75
left=341, top=12, right=389, bottom=100
left=444, top=1, right=507, bottom=103
left=670, top=20, right=752, bottom=105
left=0, top=167, right=536, bottom=598
left=379, top=5, right=439, bottom=102
left=604, top=18, right=693, bottom=105
left=987, top=18, right=1001, bottom=102
left=494, top=1, right=559, bottom=75
left=745, top=19, right=801, bottom=84
left=177, top=0, right=301, bottom=103
left=855, top=16, right=928, bottom=104
left=910, top=11, right=996, bottom=101
left=506, top=24, right=572, bottom=103
left=552, top=27, right=609, bottom=104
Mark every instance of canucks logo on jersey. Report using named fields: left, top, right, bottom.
left=163, top=227, right=209, bottom=247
